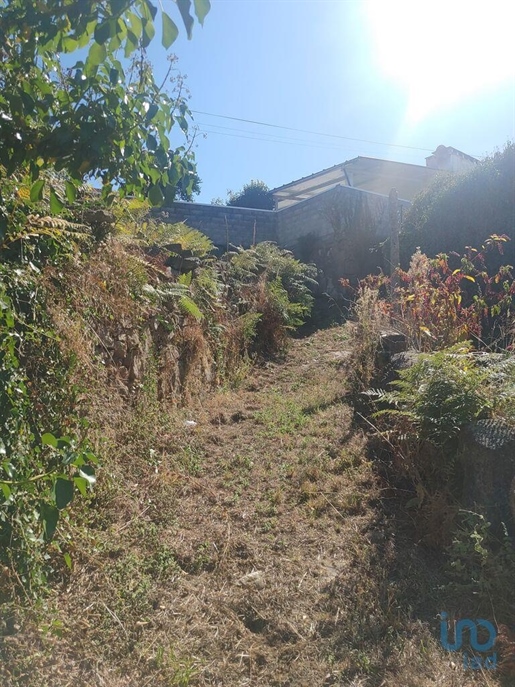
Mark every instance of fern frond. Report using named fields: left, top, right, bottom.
left=178, top=271, right=193, bottom=287
left=26, top=215, right=89, bottom=233
left=142, top=283, right=190, bottom=301
left=162, top=223, right=214, bottom=258
left=179, top=295, right=203, bottom=321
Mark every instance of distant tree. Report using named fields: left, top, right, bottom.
left=177, top=172, right=201, bottom=201
left=226, top=180, right=274, bottom=210
left=400, top=142, right=515, bottom=267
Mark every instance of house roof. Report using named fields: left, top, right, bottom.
left=272, top=156, right=441, bottom=207
left=271, top=161, right=349, bottom=195
left=271, top=156, right=437, bottom=194
left=426, top=145, right=478, bottom=164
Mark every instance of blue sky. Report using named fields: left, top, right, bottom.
left=147, top=0, right=515, bottom=203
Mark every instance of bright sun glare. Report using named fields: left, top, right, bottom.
left=365, top=0, right=515, bottom=122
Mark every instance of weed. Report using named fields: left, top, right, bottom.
left=347, top=285, right=388, bottom=394
left=445, top=511, right=515, bottom=625
left=152, top=646, right=199, bottom=686
left=178, top=444, right=204, bottom=476
left=255, top=394, right=307, bottom=435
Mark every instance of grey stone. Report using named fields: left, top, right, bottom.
left=459, top=419, right=515, bottom=533
left=380, top=330, right=407, bottom=354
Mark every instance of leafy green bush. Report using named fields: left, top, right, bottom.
left=369, top=348, right=515, bottom=538
left=0, top=1, right=208, bottom=205
left=445, top=511, right=515, bottom=625
left=229, top=242, right=317, bottom=315
left=0, top=264, right=97, bottom=594
left=401, top=142, right=515, bottom=267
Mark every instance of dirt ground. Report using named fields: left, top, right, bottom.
left=0, top=326, right=505, bottom=686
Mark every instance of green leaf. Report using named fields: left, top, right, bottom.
left=65, top=181, right=77, bottom=203
left=109, top=67, right=119, bottom=85
left=148, top=184, right=164, bottom=206
left=145, top=103, right=159, bottom=122
left=162, top=13, right=179, bottom=48
left=40, top=503, right=59, bottom=542
left=63, top=552, right=72, bottom=569
left=87, top=41, right=107, bottom=67
left=73, top=476, right=89, bottom=497
left=42, top=432, right=58, bottom=448
left=84, top=451, right=99, bottom=466
left=2, top=461, right=14, bottom=479
left=177, top=0, right=194, bottom=39
left=55, top=478, right=74, bottom=510
left=49, top=188, right=64, bottom=214
left=0, top=483, right=11, bottom=501
left=94, top=21, right=111, bottom=45
left=178, top=271, right=193, bottom=286
left=20, top=91, right=35, bottom=115
left=127, top=11, right=143, bottom=38
left=193, top=0, right=211, bottom=25
left=30, top=179, right=45, bottom=202
left=142, top=17, right=156, bottom=48
left=124, top=30, right=139, bottom=58
left=62, top=36, right=79, bottom=52
left=146, top=133, right=158, bottom=151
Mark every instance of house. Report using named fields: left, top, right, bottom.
left=271, top=146, right=478, bottom=209
left=161, top=145, right=477, bottom=284
left=425, top=145, right=478, bottom=173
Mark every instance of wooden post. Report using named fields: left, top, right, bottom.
left=389, top=188, right=400, bottom=312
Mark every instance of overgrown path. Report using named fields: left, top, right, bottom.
left=3, top=328, right=497, bottom=686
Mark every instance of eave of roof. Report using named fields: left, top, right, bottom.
left=270, top=160, right=352, bottom=194
left=271, top=155, right=432, bottom=195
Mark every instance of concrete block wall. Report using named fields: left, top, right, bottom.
left=158, top=189, right=410, bottom=282
left=276, top=184, right=410, bottom=249
left=276, top=189, right=335, bottom=249
left=157, top=202, right=278, bottom=250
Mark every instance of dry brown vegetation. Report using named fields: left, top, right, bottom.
left=1, top=302, right=507, bottom=686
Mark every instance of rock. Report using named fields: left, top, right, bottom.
left=165, top=254, right=201, bottom=273
left=237, top=570, right=265, bottom=589
left=113, top=339, right=126, bottom=362
left=379, top=330, right=407, bottom=354
left=162, top=243, right=183, bottom=254
left=82, top=208, right=115, bottom=242
left=374, top=348, right=420, bottom=390
left=459, top=419, right=515, bottom=534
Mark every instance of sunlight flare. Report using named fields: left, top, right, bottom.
left=364, top=0, right=515, bottom=122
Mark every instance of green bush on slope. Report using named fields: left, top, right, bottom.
left=401, top=142, right=515, bottom=267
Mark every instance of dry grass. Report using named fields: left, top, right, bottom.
left=0, top=315, right=510, bottom=686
